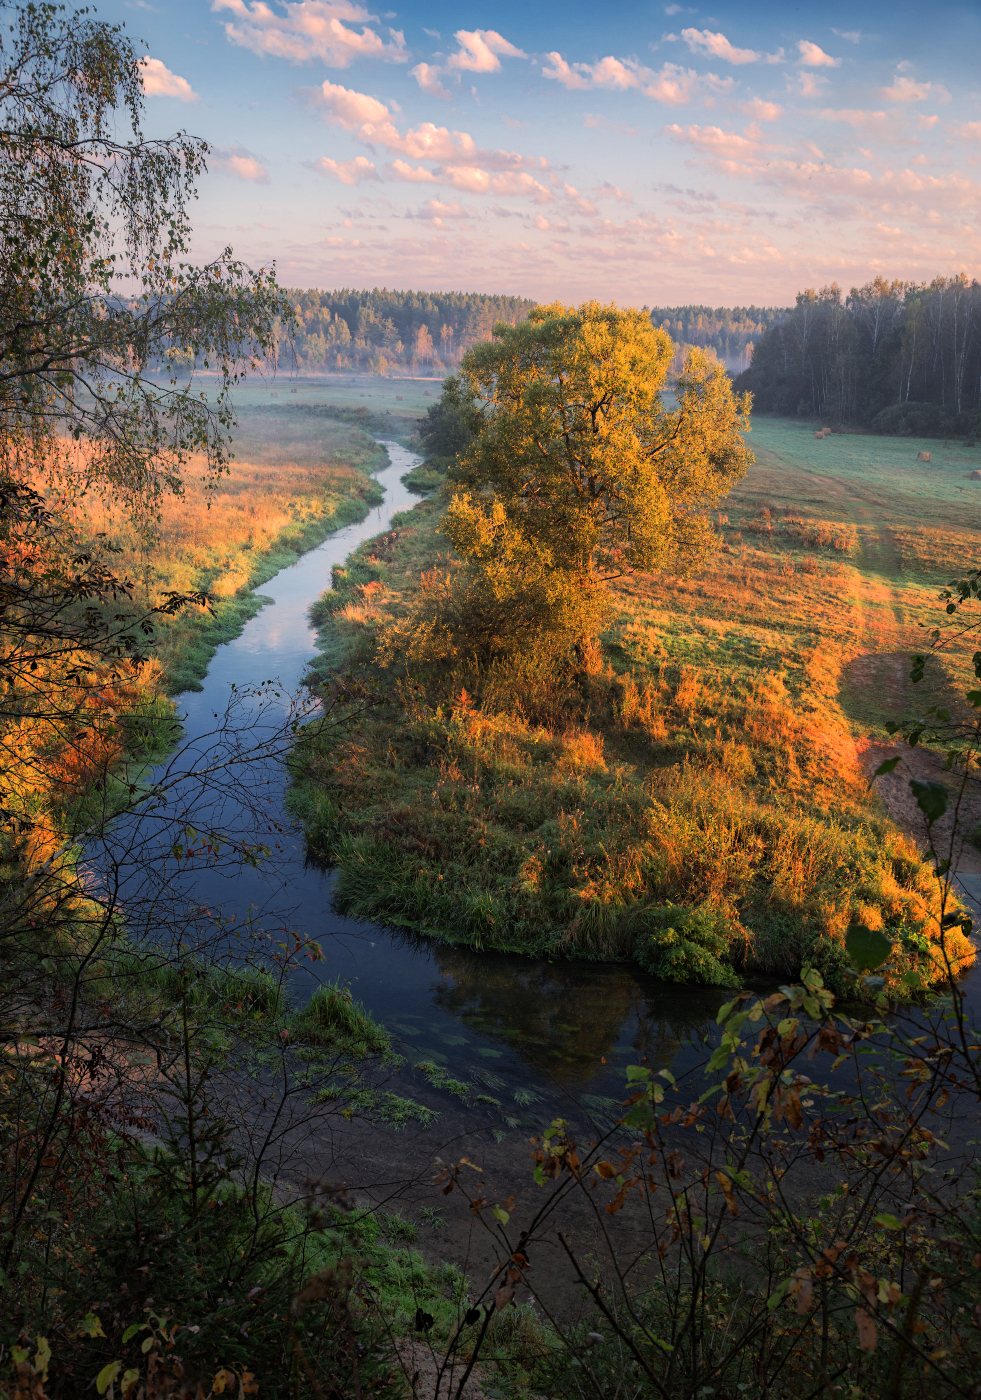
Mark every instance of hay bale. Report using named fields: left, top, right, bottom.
left=970, top=470, right=981, bottom=481
left=814, top=430, right=826, bottom=439
left=917, top=451, right=931, bottom=462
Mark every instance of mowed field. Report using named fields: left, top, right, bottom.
left=618, top=418, right=981, bottom=743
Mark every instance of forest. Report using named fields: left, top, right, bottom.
left=649, top=303, right=788, bottom=372
left=274, top=288, right=535, bottom=374
left=258, top=292, right=787, bottom=377
left=736, top=275, right=981, bottom=435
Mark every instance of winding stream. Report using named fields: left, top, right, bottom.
left=161, top=441, right=981, bottom=1128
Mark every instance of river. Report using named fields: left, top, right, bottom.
left=155, top=440, right=981, bottom=1144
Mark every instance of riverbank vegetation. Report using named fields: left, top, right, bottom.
left=293, top=359, right=979, bottom=991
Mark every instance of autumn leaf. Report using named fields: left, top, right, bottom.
left=855, top=1307, right=877, bottom=1351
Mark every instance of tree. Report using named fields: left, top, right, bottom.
left=0, top=2, right=286, bottom=527
left=405, top=301, right=752, bottom=664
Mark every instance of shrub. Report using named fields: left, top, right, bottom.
left=634, top=902, right=742, bottom=986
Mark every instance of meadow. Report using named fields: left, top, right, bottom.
left=79, top=375, right=428, bottom=693
left=290, top=418, right=981, bottom=988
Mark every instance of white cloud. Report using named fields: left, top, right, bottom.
left=880, top=75, right=951, bottom=104
left=386, top=159, right=438, bottom=183
left=139, top=56, right=199, bottom=101
left=211, top=146, right=268, bottom=181
left=411, top=62, right=452, bottom=99
left=954, top=121, right=981, bottom=141
left=797, top=72, right=829, bottom=97
left=594, top=181, right=633, bottom=201
left=815, top=108, right=892, bottom=131
left=543, top=51, right=733, bottom=105
left=740, top=97, right=782, bottom=121
left=541, top=52, right=590, bottom=90
left=316, top=80, right=391, bottom=129
left=415, top=198, right=469, bottom=220
left=832, top=28, right=863, bottom=43
left=797, top=40, right=840, bottom=68
left=307, top=154, right=379, bottom=183
left=311, top=80, right=557, bottom=204
left=666, top=123, right=764, bottom=160
left=680, top=28, right=759, bottom=65
left=211, top=0, right=407, bottom=66
left=446, top=29, right=525, bottom=73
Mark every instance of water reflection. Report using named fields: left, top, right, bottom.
left=426, top=942, right=727, bottom=1089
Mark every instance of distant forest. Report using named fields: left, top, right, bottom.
left=276, top=288, right=535, bottom=374
left=735, top=275, right=981, bottom=436
left=265, top=290, right=790, bottom=377
left=649, top=304, right=789, bottom=373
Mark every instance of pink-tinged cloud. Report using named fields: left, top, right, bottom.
left=211, top=146, right=268, bottom=180
left=316, top=81, right=548, bottom=174
left=308, top=154, right=379, bottom=184
left=665, top=123, right=763, bottom=160
left=446, top=29, right=526, bottom=73
left=815, top=108, right=893, bottom=131
left=797, top=40, right=840, bottom=68
left=411, top=62, right=452, bottom=99
left=797, top=73, right=829, bottom=98
left=680, top=28, right=759, bottom=65
left=386, top=159, right=438, bottom=183
left=542, top=51, right=732, bottom=105
left=740, top=97, right=782, bottom=121
left=541, top=52, right=590, bottom=90
left=211, top=0, right=407, bottom=66
left=316, top=81, right=390, bottom=128
left=139, top=57, right=199, bottom=101
left=880, top=75, right=951, bottom=104
left=955, top=121, right=981, bottom=141
left=414, top=198, right=470, bottom=222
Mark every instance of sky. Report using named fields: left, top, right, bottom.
left=111, top=0, right=981, bottom=306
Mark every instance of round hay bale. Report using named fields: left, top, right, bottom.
left=970, top=470, right=981, bottom=481
left=917, top=451, right=932, bottom=462
left=814, top=429, right=826, bottom=439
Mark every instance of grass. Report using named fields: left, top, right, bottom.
left=287, top=417, right=981, bottom=989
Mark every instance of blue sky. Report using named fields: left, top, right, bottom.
left=113, top=0, right=980, bottom=304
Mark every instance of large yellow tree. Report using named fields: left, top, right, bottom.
left=384, top=301, right=753, bottom=668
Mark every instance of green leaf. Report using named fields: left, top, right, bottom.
left=845, top=924, right=893, bottom=974
left=875, top=1213, right=905, bottom=1230
left=910, top=779, right=947, bottom=825
left=873, top=756, right=901, bottom=776
left=97, top=1362, right=121, bottom=1396
left=492, top=1205, right=510, bottom=1225
left=716, top=996, right=739, bottom=1025
left=122, top=1324, right=143, bottom=1344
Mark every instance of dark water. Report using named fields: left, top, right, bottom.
left=154, top=441, right=981, bottom=1124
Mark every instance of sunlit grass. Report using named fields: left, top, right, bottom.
left=289, top=418, right=980, bottom=987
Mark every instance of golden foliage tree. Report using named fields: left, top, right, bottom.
left=384, top=301, right=753, bottom=669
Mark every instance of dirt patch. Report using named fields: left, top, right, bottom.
left=859, top=737, right=981, bottom=873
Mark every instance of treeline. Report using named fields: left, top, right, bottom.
left=735, top=274, right=981, bottom=435
left=277, top=287, right=535, bottom=374
left=272, top=292, right=788, bottom=378
left=649, top=304, right=788, bottom=372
